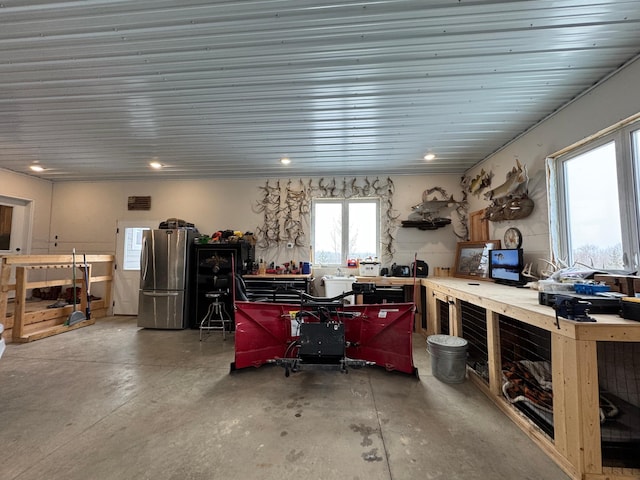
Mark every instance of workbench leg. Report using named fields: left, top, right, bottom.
left=486, top=311, right=502, bottom=396
left=552, top=333, right=601, bottom=476
left=12, top=266, right=27, bottom=341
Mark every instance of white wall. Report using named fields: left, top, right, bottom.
left=49, top=178, right=260, bottom=254
left=0, top=168, right=53, bottom=253
left=464, top=57, right=640, bottom=274
left=48, top=174, right=464, bottom=275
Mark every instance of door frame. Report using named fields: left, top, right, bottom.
left=113, top=220, right=160, bottom=315
left=0, top=194, right=33, bottom=255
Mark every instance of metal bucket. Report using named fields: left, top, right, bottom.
left=427, top=334, right=469, bottom=384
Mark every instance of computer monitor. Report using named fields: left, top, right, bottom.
left=488, top=248, right=526, bottom=286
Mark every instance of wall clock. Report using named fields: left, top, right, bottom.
left=503, top=227, right=522, bottom=249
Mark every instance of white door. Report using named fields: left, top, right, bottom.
left=113, top=220, right=159, bottom=315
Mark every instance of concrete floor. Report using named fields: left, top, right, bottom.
left=0, top=316, right=570, bottom=480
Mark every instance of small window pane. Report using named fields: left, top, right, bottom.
left=564, top=142, right=623, bottom=269
left=123, top=227, right=150, bottom=270
left=348, top=202, right=377, bottom=259
left=314, top=203, right=342, bottom=264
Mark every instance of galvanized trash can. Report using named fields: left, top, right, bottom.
left=427, top=334, right=469, bottom=384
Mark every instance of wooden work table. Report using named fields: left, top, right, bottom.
left=422, top=277, right=640, bottom=341
left=422, top=277, right=640, bottom=480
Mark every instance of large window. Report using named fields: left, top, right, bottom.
left=312, top=198, right=379, bottom=266
left=552, top=120, right=640, bottom=271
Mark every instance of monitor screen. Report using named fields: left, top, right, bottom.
left=489, top=248, right=525, bottom=285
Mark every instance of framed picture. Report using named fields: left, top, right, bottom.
left=453, top=240, right=501, bottom=280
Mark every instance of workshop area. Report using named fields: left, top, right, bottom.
left=0, top=316, right=568, bottom=480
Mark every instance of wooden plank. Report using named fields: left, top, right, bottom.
left=576, top=340, right=602, bottom=474
left=555, top=334, right=584, bottom=469
left=0, top=257, right=10, bottom=321
left=575, top=323, right=640, bottom=342
left=21, top=317, right=68, bottom=334
left=485, top=310, right=502, bottom=397
left=100, top=261, right=113, bottom=317
left=551, top=332, right=602, bottom=475
left=25, top=263, right=75, bottom=269
left=469, top=209, right=489, bottom=241
left=551, top=333, right=569, bottom=458
left=14, top=318, right=96, bottom=343
left=12, top=266, right=27, bottom=341
left=586, top=469, right=640, bottom=480
left=91, top=274, right=113, bottom=283
left=3, top=254, right=114, bottom=265
left=426, top=286, right=438, bottom=335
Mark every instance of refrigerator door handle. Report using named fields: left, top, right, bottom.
left=141, top=235, right=150, bottom=282
left=142, top=291, right=180, bottom=297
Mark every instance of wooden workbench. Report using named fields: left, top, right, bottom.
left=1, top=254, right=114, bottom=343
left=422, top=277, right=640, bottom=480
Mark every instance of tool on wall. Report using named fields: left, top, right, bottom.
left=65, top=248, right=86, bottom=326
left=83, top=253, right=91, bottom=320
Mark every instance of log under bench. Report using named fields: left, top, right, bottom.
left=422, top=277, right=640, bottom=480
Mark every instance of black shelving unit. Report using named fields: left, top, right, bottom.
left=186, top=242, right=254, bottom=329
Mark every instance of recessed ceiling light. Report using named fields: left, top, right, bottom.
left=424, top=153, right=436, bottom=161
left=29, top=165, right=45, bottom=172
left=280, top=157, right=291, bottom=165
left=149, top=161, right=163, bottom=169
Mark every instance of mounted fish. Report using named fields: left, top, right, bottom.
left=483, top=160, right=534, bottom=222
left=483, top=160, right=528, bottom=201
left=402, top=187, right=464, bottom=230
left=409, top=195, right=455, bottom=221
left=468, top=169, right=493, bottom=197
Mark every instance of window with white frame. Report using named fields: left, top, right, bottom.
left=312, top=198, right=380, bottom=266
left=551, top=120, right=640, bottom=271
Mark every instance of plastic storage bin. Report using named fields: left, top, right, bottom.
left=359, top=262, right=380, bottom=277
left=427, top=334, right=469, bottom=383
left=323, top=276, right=356, bottom=304
left=573, top=283, right=611, bottom=295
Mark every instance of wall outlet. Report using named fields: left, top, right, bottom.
left=286, top=242, right=294, bottom=249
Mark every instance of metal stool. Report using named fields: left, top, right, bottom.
left=199, top=292, right=231, bottom=341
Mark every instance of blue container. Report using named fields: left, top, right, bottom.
left=302, top=262, right=311, bottom=274
left=574, top=283, right=610, bottom=295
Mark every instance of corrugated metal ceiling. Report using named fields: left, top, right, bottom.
left=0, top=0, right=639, bottom=181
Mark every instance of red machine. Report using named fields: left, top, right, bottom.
left=231, top=284, right=418, bottom=377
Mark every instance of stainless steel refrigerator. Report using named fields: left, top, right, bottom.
left=137, top=229, right=198, bottom=329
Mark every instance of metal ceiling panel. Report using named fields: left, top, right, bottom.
left=0, top=0, right=639, bottom=181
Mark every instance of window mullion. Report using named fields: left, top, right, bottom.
left=619, top=128, right=640, bottom=270
left=342, top=200, right=349, bottom=265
